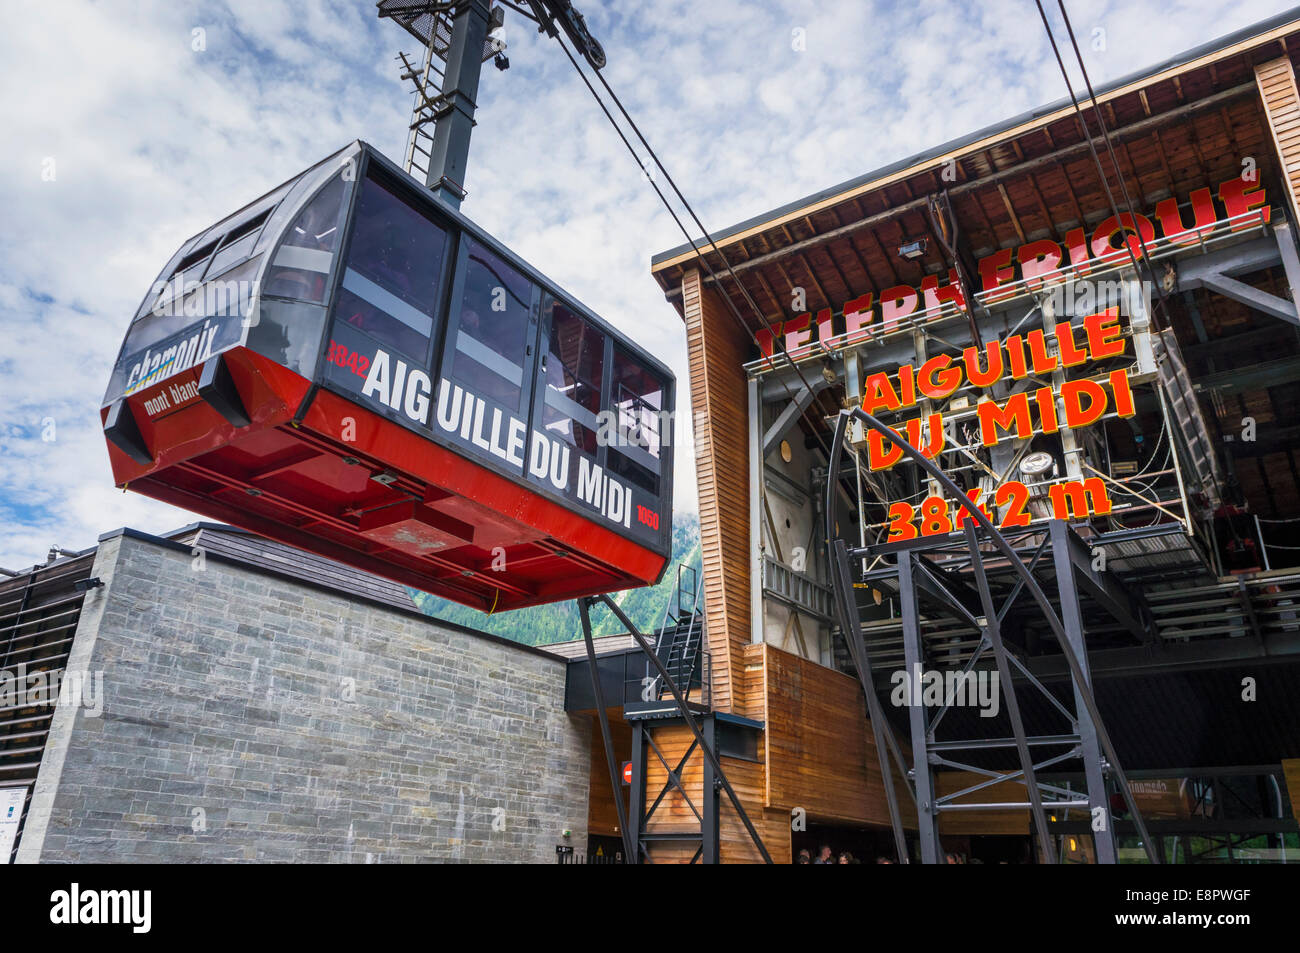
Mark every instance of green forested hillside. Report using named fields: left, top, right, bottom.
left=407, top=512, right=702, bottom=646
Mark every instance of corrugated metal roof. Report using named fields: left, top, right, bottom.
left=544, top=633, right=639, bottom=659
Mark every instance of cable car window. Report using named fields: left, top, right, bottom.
left=192, top=184, right=288, bottom=257
left=332, top=175, right=447, bottom=359
left=607, top=348, right=665, bottom=495
left=203, top=207, right=273, bottom=280
left=150, top=243, right=216, bottom=316
left=252, top=152, right=350, bottom=258
left=205, top=231, right=258, bottom=281
left=263, top=175, right=349, bottom=305
left=448, top=236, right=536, bottom=411
left=173, top=240, right=219, bottom=277
left=248, top=298, right=327, bottom=378
left=540, top=298, right=604, bottom=456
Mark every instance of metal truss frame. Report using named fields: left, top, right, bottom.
left=577, top=593, right=772, bottom=864
left=825, top=408, right=1160, bottom=864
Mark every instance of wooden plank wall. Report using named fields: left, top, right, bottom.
left=718, top=748, right=791, bottom=865
left=641, top=722, right=703, bottom=864
left=640, top=721, right=791, bottom=864
left=643, top=723, right=702, bottom=837
left=763, top=644, right=904, bottom=827
left=587, top=712, right=631, bottom=839
left=1283, top=760, right=1300, bottom=821
left=739, top=642, right=767, bottom=722
left=1256, top=56, right=1300, bottom=224
left=681, top=268, right=752, bottom=714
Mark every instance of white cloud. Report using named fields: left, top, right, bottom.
left=0, top=0, right=1294, bottom=569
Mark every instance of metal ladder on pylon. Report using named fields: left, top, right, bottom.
left=396, top=44, right=447, bottom=182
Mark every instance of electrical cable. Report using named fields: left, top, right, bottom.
left=1053, top=0, right=1174, bottom=321
left=546, top=33, right=847, bottom=471
left=1033, top=0, right=1172, bottom=332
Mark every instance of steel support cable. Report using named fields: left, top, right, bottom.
left=824, top=408, right=1161, bottom=863
left=1054, top=0, right=1176, bottom=321
left=548, top=34, right=843, bottom=468
left=1033, top=0, right=1172, bottom=332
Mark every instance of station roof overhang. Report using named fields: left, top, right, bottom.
left=648, top=7, right=1300, bottom=325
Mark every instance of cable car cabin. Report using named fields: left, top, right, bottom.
left=101, top=142, right=673, bottom=611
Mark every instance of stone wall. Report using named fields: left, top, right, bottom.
left=17, top=531, right=590, bottom=863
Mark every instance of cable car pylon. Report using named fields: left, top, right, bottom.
left=825, top=408, right=1159, bottom=864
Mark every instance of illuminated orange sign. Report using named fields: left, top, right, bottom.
left=868, top=308, right=1133, bottom=538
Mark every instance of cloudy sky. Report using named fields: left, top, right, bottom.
left=0, top=0, right=1293, bottom=570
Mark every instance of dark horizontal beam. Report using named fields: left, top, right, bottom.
left=1194, top=354, right=1300, bottom=396
left=1027, top=626, right=1300, bottom=680
left=1182, top=324, right=1299, bottom=362
left=668, top=82, right=1258, bottom=294
left=1222, top=422, right=1300, bottom=458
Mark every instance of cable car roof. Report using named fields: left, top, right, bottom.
left=117, top=139, right=673, bottom=401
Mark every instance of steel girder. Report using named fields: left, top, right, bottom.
left=579, top=594, right=772, bottom=864
left=824, top=408, right=1160, bottom=864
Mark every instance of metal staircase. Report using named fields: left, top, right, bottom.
left=633, top=564, right=706, bottom=714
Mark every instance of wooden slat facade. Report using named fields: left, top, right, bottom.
left=681, top=269, right=752, bottom=714
left=1255, top=57, right=1300, bottom=223
left=641, top=720, right=793, bottom=864
left=643, top=723, right=703, bottom=842
left=587, top=712, right=631, bottom=840
left=761, top=644, right=905, bottom=828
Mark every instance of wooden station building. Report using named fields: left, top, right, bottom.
left=603, top=9, right=1300, bottom=863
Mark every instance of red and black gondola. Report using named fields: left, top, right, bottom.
left=101, top=142, right=673, bottom=610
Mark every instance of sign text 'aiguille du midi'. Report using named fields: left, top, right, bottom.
left=755, top=175, right=1271, bottom=540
